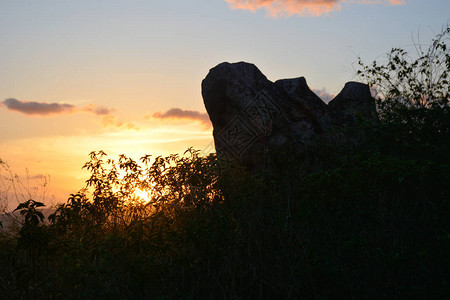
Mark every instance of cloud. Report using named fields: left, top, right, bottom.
left=1, top=98, right=140, bottom=131
left=151, top=108, right=211, bottom=127
left=312, top=88, right=335, bottom=103
left=369, top=85, right=383, bottom=99
left=101, top=115, right=139, bottom=130
left=28, top=174, right=47, bottom=180
left=81, top=103, right=114, bottom=116
left=2, top=98, right=114, bottom=117
left=2, top=98, right=76, bottom=116
left=225, top=0, right=405, bottom=17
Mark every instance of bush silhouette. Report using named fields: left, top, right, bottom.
left=357, top=24, right=449, bottom=109
left=0, top=26, right=449, bottom=299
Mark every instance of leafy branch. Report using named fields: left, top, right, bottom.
left=357, top=25, right=450, bottom=109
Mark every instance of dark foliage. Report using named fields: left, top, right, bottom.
left=357, top=25, right=449, bottom=108
left=1, top=28, right=449, bottom=299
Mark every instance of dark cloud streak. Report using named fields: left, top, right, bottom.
left=2, top=98, right=114, bottom=117
left=3, top=98, right=75, bottom=116
left=152, top=108, right=211, bottom=127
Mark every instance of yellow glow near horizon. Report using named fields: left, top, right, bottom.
left=0, top=120, right=214, bottom=210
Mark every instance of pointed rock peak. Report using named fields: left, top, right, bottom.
left=329, top=81, right=377, bottom=122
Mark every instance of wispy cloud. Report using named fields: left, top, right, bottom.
left=2, top=98, right=113, bottom=117
left=81, top=103, right=114, bottom=116
left=101, top=115, right=139, bottom=130
left=28, top=174, right=48, bottom=180
left=151, top=108, right=211, bottom=128
left=225, top=0, right=405, bottom=17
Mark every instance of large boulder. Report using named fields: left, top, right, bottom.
left=328, top=81, right=378, bottom=124
left=201, top=62, right=376, bottom=167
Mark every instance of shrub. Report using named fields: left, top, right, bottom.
left=357, top=25, right=449, bottom=110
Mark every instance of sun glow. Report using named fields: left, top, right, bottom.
left=133, top=188, right=153, bottom=203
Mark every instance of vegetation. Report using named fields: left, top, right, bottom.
left=357, top=25, right=449, bottom=109
left=1, top=27, right=449, bottom=299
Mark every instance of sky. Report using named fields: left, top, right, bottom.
left=0, top=0, right=449, bottom=208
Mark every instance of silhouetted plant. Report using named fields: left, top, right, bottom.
left=356, top=25, right=450, bottom=164
left=1, top=27, right=450, bottom=298
left=1, top=159, right=52, bottom=236
left=2, top=136, right=449, bottom=299
left=357, top=24, right=449, bottom=110
left=48, top=193, right=92, bottom=234
left=14, top=199, right=45, bottom=226
left=14, top=199, right=48, bottom=251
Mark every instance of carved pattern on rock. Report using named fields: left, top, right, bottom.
left=216, top=116, right=257, bottom=158
left=215, top=91, right=283, bottom=159
left=202, top=61, right=377, bottom=167
left=244, top=91, right=283, bottom=137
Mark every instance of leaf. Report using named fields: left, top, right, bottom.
left=34, top=201, right=45, bottom=208
left=14, top=203, right=27, bottom=211
left=35, top=211, right=45, bottom=222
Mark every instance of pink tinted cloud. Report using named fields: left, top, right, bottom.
left=225, top=0, right=405, bottom=17
left=151, top=108, right=211, bottom=127
left=312, top=88, right=335, bottom=103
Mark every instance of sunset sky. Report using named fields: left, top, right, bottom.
left=1, top=0, right=449, bottom=208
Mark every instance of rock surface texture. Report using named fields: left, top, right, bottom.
left=202, top=62, right=377, bottom=167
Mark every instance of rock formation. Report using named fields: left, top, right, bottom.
left=201, top=62, right=377, bottom=167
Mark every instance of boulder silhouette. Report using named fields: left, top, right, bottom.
left=202, top=62, right=377, bottom=167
